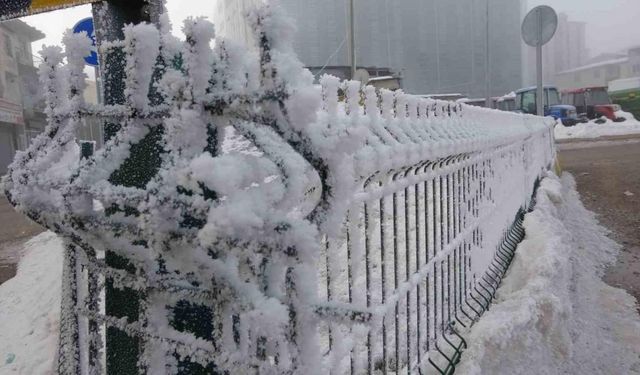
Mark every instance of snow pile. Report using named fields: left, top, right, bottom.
left=555, top=111, right=640, bottom=140
left=0, top=232, right=63, bottom=375
left=458, top=173, right=640, bottom=375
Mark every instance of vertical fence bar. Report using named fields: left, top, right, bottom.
left=380, top=195, right=387, bottom=375
left=404, top=184, right=411, bottom=372
left=365, top=202, right=372, bottom=374
left=346, top=217, right=355, bottom=374
left=58, top=243, right=80, bottom=375
left=392, top=187, right=400, bottom=374
left=324, top=238, right=332, bottom=352
left=424, top=176, right=431, bottom=352
left=414, top=178, right=422, bottom=368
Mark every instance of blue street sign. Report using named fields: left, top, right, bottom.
left=72, top=17, right=99, bottom=67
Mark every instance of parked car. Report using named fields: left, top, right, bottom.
left=515, top=86, right=579, bottom=126
left=562, top=87, right=625, bottom=123
left=609, top=77, right=640, bottom=121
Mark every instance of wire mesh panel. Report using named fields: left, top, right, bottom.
left=318, top=127, right=552, bottom=373
left=3, top=2, right=555, bottom=374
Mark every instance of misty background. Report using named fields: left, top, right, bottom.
left=527, top=0, right=640, bottom=56
left=14, top=0, right=640, bottom=97
left=20, top=2, right=640, bottom=61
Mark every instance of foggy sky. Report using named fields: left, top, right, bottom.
left=527, top=0, right=640, bottom=56
left=19, top=1, right=216, bottom=57
left=15, top=0, right=640, bottom=69
left=18, top=1, right=216, bottom=78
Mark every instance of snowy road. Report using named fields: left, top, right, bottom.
left=0, top=197, right=43, bottom=285
left=559, top=138, right=640, bottom=312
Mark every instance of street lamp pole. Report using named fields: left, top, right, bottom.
left=485, top=0, right=492, bottom=108
left=348, top=0, right=356, bottom=79
left=536, top=8, right=545, bottom=116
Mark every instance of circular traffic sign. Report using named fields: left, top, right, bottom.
left=72, top=17, right=99, bottom=66
left=522, top=6, right=558, bottom=47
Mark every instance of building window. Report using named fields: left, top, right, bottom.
left=633, top=64, right=640, bottom=74
left=575, top=71, right=582, bottom=83
left=4, top=71, right=18, bottom=101
left=14, top=40, right=28, bottom=63
left=4, top=34, right=13, bottom=58
left=594, top=69, right=601, bottom=79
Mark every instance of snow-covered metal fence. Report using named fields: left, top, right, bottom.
left=3, top=3, right=555, bottom=374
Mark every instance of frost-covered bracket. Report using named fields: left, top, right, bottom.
left=3, top=2, right=556, bottom=374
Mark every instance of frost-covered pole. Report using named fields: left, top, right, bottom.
left=93, top=0, right=163, bottom=127
left=91, top=1, right=164, bottom=374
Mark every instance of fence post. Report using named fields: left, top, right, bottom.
left=92, top=2, right=164, bottom=373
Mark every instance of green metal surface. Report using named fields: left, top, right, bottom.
left=92, top=1, right=164, bottom=373
left=610, top=88, right=640, bottom=120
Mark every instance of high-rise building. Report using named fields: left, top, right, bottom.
left=213, top=0, right=523, bottom=98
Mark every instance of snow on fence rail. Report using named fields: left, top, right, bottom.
left=3, top=3, right=555, bottom=375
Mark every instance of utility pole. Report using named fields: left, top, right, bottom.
left=348, top=0, right=356, bottom=79
left=485, top=0, right=491, bottom=108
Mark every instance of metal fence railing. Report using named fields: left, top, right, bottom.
left=314, top=93, right=551, bottom=373
left=3, top=3, right=555, bottom=374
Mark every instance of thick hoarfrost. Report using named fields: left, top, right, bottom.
left=4, top=175, right=640, bottom=375
left=3, top=1, right=557, bottom=373
left=458, top=173, right=640, bottom=374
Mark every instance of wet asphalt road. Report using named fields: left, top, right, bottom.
left=558, top=137, right=640, bottom=310
left=0, top=196, right=43, bottom=285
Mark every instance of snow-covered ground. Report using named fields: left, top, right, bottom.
left=0, top=232, right=63, bottom=374
left=1, top=174, right=639, bottom=374
left=555, top=111, right=640, bottom=140
left=458, top=173, right=640, bottom=374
